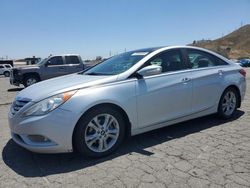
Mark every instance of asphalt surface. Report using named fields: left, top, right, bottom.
left=0, top=70, right=250, bottom=188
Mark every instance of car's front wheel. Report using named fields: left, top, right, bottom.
left=4, top=71, right=10, bottom=77
left=23, top=75, right=39, bottom=87
left=218, top=87, right=239, bottom=119
left=74, top=106, right=125, bottom=158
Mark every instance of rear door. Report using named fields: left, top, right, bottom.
left=65, top=56, right=83, bottom=73
left=42, top=56, right=67, bottom=79
left=185, top=49, right=228, bottom=113
left=136, top=49, right=193, bottom=128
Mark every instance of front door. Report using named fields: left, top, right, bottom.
left=136, top=49, right=193, bottom=128
left=42, top=56, right=67, bottom=80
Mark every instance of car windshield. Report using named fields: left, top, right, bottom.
left=83, top=50, right=153, bottom=75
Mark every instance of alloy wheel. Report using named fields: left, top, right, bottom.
left=222, top=91, right=237, bottom=116
left=84, top=114, right=120, bottom=153
left=26, top=78, right=37, bottom=86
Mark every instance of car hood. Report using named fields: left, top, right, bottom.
left=16, top=73, right=118, bottom=102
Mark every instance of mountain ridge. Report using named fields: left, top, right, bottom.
left=191, top=24, right=250, bottom=59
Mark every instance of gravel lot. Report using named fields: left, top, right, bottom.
left=0, top=69, right=250, bottom=188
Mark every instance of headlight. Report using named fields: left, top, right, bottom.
left=22, top=90, right=77, bottom=116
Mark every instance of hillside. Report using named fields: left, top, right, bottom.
left=191, top=24, right=250, bottom=59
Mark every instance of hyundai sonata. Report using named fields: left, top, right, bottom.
left=8, top=46, right=246, bottom=158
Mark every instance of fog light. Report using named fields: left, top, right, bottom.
left=27, top=135, right=51, bottom=143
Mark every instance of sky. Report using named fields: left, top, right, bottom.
left=0, top=0, right=250, bottom=60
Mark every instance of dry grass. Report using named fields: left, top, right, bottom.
left=191, top=24, right=250, bottom=59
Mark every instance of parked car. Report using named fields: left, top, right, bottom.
left=8, top=46, right=246, bottom=158
left=239, top=59, right=250, bottom=67
left=10, top=54, right=87, bottom=87
left=0, top=64, right=12, bottom=77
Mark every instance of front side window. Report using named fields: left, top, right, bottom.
left=47, top=56, right=64, bottom=66
left=146, top=50, right=186, bottom=73
left=187, top=49, right=227, bottom=69
left=5, top=65, right=11, bottom=68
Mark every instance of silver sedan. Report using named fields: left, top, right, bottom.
left=8, top=46, right=246, bottom=158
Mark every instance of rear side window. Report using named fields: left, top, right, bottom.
left=187, top=49, right=228, bottom=69
left=5, top=65, right=11, bottom=68
left=0, top=65, right=4, bottom=68
left=47, top=56, right=64, bottom=66
left=65, top=56, right=80, bottom=64
left=146, top=50, right=186, bottom=73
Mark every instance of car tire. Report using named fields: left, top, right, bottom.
left=4, top=71, right=10, bottom=77
left=217, top=87, right=239, bottom=119
left=73, top=106, right=126, bottom=158
left=23, top=75, right=39, bottom=87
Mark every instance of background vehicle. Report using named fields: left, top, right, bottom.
left=239, top=59, right=250, bottom=67
left=10, top=54, right=88, bottom=87
left=0, top=64, right=12, bottom=77
left=9, top=46, right=246, bottom=158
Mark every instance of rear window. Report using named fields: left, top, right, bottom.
left=65, top=56, right=80, bottom=64
left=187, top=49, right=228, bottom=69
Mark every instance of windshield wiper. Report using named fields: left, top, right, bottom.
left=84, top=72, right=103, bottom=75
left=84, top=72, right=114, bottom=76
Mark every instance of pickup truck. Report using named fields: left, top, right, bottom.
left=10, top=54, right=88, bottom=87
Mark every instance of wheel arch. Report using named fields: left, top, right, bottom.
left=72, top=102, right=131, bottom=151
left=219, top=85, right=241, bottom=110
left=3, top=71, right=10, bottom=75
left=23, top=72, right=41, bottom=81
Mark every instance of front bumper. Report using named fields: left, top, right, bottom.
left=10, top=70, right=22, bottom=86
left=8, top=107, right=79, bottom=153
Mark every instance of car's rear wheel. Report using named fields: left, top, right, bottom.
left=4, top=71, right=10, bottom=77
left=74, top=106, right=125, bottom=158
left=218, top=87, right=239, bottom=119
left=23, top=75, right=39, bottom=87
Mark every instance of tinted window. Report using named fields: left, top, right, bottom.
left=146, top=50, right=186, bottom=73
left=65, top=56, right=80, bottom=64
left=5, top=65, right=11, bottom=68
left=0, top=65, right=4, bottom=68
left=47, top=56, right=64, bottom=66
left=187, top=49, right=227, bottom=69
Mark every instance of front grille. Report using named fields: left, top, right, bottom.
left=10, top=69, right=14, bottom=78
left=11, top=99, right=30, bottom=115
left=12, top=69, right=19, bottom=77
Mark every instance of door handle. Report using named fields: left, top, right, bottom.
left=59, top=67, right=65, bottom=69
left=182, top=77, right=191, bottom=82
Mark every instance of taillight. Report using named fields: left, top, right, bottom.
left=239, top=69, right=246, bottom=77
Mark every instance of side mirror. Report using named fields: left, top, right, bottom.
left=137, top=65, right=162, bottom=77
left=44, top=61, right=50, bottom=67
